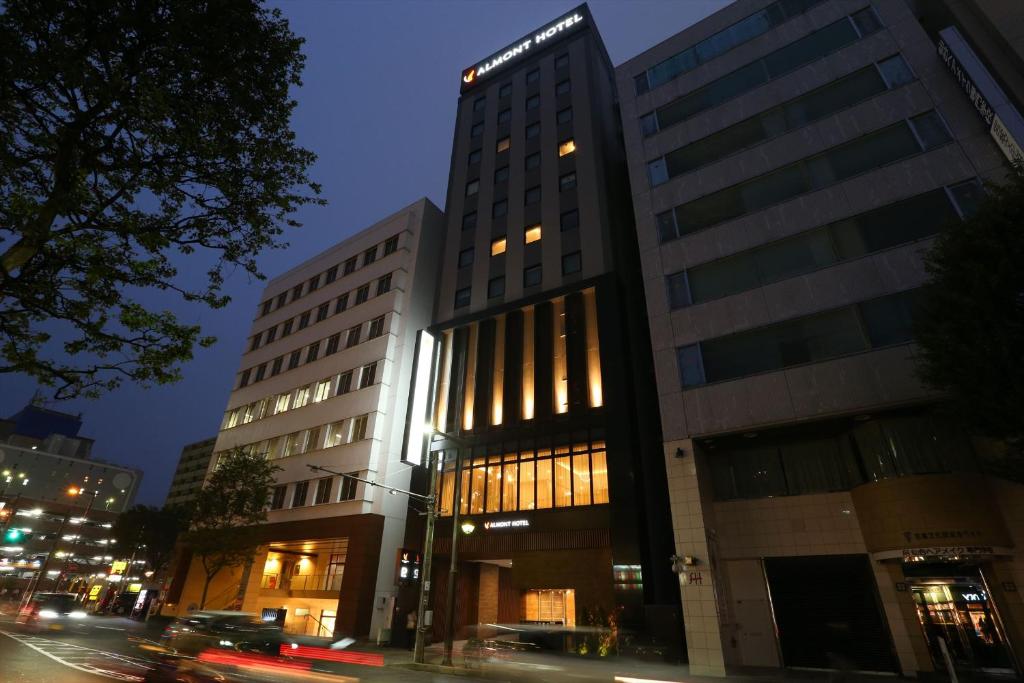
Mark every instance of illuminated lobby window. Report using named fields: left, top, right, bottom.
left=524, top=224, right=542, bottom=244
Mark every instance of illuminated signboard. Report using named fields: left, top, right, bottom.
left=401, top=330, right=437, bottom=466
left=110, top=560, right=127, bottom=575
left=483, top=518, right=530, bottom=531
left=461, top=7, right=586, bottom=92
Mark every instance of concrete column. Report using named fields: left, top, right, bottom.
left=874, top=561, right=931, bottom=676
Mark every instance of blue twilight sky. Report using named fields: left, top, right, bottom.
left=1, top=0, right=727, bottom=505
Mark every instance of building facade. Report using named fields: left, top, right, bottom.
left=399, top=5, right=680, bottom=652
left=167, top=199, right=444, bottom=641
left=617, top=0, right=1023, bottom=676
left=164, top=437, right=216, bottom=508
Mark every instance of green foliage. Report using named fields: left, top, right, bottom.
left=112, top=503, right=187, bottom=574
left=184, top=448, right=279, bottom=607
left=915, top=166, right=1024, bottom=476
left=0, top=0, right=322, bottom=398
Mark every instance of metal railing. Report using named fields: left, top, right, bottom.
left=289, top=573, right=343, bottom=592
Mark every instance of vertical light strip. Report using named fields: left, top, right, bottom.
left=492, top=314, right=505, bottom=426
left=553, top=297, right=568, bottom=414
left=462, top=322, right=478, bottom=431
left=582, top=288, right=603, bottom=408
left=434, top=329, right=453, bottom=431
left=522, top=307, right=535, bottom=420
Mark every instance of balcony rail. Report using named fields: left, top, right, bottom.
left=260, top=572, right=343, bottom=592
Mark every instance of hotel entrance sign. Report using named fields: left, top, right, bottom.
left=461, top=8, right=585, bottom=92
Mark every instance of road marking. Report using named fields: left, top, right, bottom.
left=95, top=626, right=126, bottom=631
left=0, top=630, right=150, bottom=681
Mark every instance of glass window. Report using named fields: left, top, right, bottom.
left=340, top=473, right=358, bottom=500
left=523, top=264, right=542, bottom=288
left=559, top=172, right=577, bottom=191
left=462, top=211, right=477, bottom=230
left=316, top=303, right=329, bottom=322
left=526, top=122, right=540, bottom=139
left=294, top=385, right=311, bottom=408
left=336, top=370, right=352, bottom=395
left=250, top=333, right=262, bottom=351
left=454, top=287, right=471, bottom=308
left=271, top=356, right=283, bottom=376
left=314, top=379, right=332, bottom=402
left=851, top=6, right=882, bottom=36
left=502, top=460, right=518, bottom=511
left=473, top=96, right=486, bottom=112
left=276, top=292, right=287, bottom=309
left=368, top=315, right=385, bottom=339
left=877, top=54, right=913, bottom=88
left=558, top=139, right=576, bottom=157
left=666, top=271, right=692, bottom=309
left=265, top=326, right=277, bottom=344
left=535, top=458, right=552, bottom=508
left=648, top=158, right=668, bottom=187
left=270, top=485, right=286, bottom=510
left=308, top=275, right=320, bottom=292
left=298, top=311, right=310, bottom=329
left=288, top=350, right=301, bottom=370
left=572, top=453, right=591, bottom=505
left=343, top=256, right=357, bottom=275
left=486, top=463, right=501, bottom=513
left=466, top=179, right=479, bottom=196
left=384, top=235, right=398, bottom=255
left=352, top=414, right=367, bottom=441
left=640, top=113, right=658, bottom=137
left=359, top=361, right=378, bottom=388
left=355, top=284, right=369, bottom=304
left=519, top=459, right=536, bottom=510
left=499, top=82, right=512, bottom=98
left=292, top=284, right=304, bottom=301
left=859, top=291, right=916, bottom=347
left=281, top=320, right=293, bottom=337
left=471, top=122, right=484, bottom=137
left=315, top=477, right=332, bottom=505
left=488, top=276, right=505, bottom=298
left=561, top=209, right=579, bottom=231
left=470, top=466, right=485, bottom=513
left=238, top=369, right=251, bottom=388
left=555, top=79, right=571, bottom=95
left=468, top=148, right=482, bottom=165
left=325, top=333, right=340, bottom=356
left=557, top=107, right=573, bottom=124
left=948, top=179, right=984, bottom=217
left=346, top=325, right=361, bottom=348
left=554, top=455, right=572, bottom=507
left=524, top=224, right=542, bottom=244
left=335, top=293, right=349, bottom=314
left=458, top=247, right=474, bottom=268
left=562, top=251, right=582, bottom=275
left=497, top=136, right=510, bottom=153
left=493, top=199, right=508, bottom=217
left=909, top=111, right=951, bottom=150
left=261, top=300, right=272, bottom=317
left=591, top=450, right=609, bottom=503
left=634, top=73, right=649, bottom=95
left=325, top=265, right=339, bottom=284
left=526, top=94, right=540, bottom=110
left=376, top=273, right=392, bottom=295
left=254, top=364, right=266, bottom=382
left=526, top=68, right=539, bottom=84
left=525, top=186, right=541, bottom=204
left=525, top=152, right=541, bottom=170
left=495, top=165, right=509, bottom=183
left=305, top=342, right=319, bottom=364
left=677, top=344, right=707, bottom=387
left=555, top=53, right=569, bottom=70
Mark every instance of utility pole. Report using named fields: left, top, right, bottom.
left=441, top=446, right=466, bottom=667
left=412, top=449, right=439, bottom=664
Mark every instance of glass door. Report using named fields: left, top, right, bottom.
left=911, top=582, right=1013, bottom=674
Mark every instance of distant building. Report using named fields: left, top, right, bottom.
left=164, top=437, right=216, bottom=508
left=1, top=399, right=93, bottom=459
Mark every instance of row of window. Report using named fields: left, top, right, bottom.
left=250, top=272, right=394, bottom=354
left=270, top=474, right=360, bottom=510
left=470, top=80, right=572, bottom=137
left=468, top=134, right=576, bottom=181
left=678, top=289, right=919, bottom=388
left=708, top=413, right=976, bottom=501
left=231, top=413, right=371, bottom=470
left=466, top=155, right=578, bottom=199
left=259, top=234, right=399, bottom=317
left=470, top=54, right=570, bottom=120
left=657, top=110, right=952, bottom=242
left=436, top=441, right=610, bottom=516
left=634, top=0, right=828, bottom=95
left=648, top=54, right=915, bottom=187
left=640, top=7, right=882, bottom=137
left=223, top=360, right=381, bottom=431
left=666, top=181, right=981, bottom=309
left=237, top=314, right=388, bottom=389
left=454, top=252, right=582, bottom=308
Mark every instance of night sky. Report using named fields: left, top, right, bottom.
left=1, top=0, right=727, bottom=505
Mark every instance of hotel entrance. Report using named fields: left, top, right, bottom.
left=522, top=588, right=576, bottom=626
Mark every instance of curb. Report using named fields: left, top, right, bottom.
left=392, top=661, right=479, bottom=677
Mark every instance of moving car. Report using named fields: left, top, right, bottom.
left=160, top=611, right=286, bottom=657
left=16, top=592, right=88, bottom=632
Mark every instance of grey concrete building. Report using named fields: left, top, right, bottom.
left=164, top=437, right=216, bottom=507
left=618, top=0, right=1022, bottom=677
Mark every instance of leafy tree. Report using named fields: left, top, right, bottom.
left=112, top=503, right=188, bottom=576
left=915, top=166, right=1024, bottom=478
left=0, top=0, right=321, bottom=399
left=184, top=448, right=279, bottom=609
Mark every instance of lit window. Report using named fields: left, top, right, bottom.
left=491, top=237, right=507, bottom=256
left=496, top=137, right=510, bottom=153
left=559, top=139, right=576, bottom=157
left=524, top=225, right=542, bottom=244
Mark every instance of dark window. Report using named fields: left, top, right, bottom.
left=292, top=284, right=304, bottom=301
left=555, top=53, right=569, bottom=69
left=498, top=108, right=511, bottom=124
left=270, top=485, right=287, bottom=510
left=562, top=251, right=582, bottom=275
left=525, top=186, right=541, bottom=204
left=555, top=79, right=571, bottom=95
left=455, top=287, right=471, bottom=308
left=526, top=68, right=539, bottom=84
left=488, top=276, right=505, bottom=298
left=355, top=284, right=369, bottom=304
left=340, top=473, right=358, bottom=501
left=523, top=264, right=542, bottom=288
left=316, top=303, right=329, bottom=322
left=473, top=96, right=486, bottom=112
left=468, top=148, right=482, bottom=165
left=359, top=362, right=378, bottom=388
left=271, top=357, right=283, bottom=376
left=368, top=316, right=385, bottom=339
left=492, top=199, right=508, bottom=218
left=634, top=73, right=650, bottom=95
left=326, top=333, right=341, bottom=356
left=462, top=211, right=478, bottom=230
left=458, top=247, right=474, bottom=268
left=250, top=333, right=262, bottom=352
left=288, top=350, right=301, bottom=370
left=526, top=122, right=540, bottom=139
left=276, top=292, right=288, bottom=309
left=494, top=166, right=509, bottom=183
left=851, top=6, right=882, bottom=36
left=308, top=275, right=320, bottom=292
left=327, top=266, right=341, bottom=285
left=292, top=481, right=309, bottom=507
left=640, top=113, right=658, bottom=137
left=667, top=271, right=692, bottom=309
left=377, top=273, right=392, bottom=295
left=306, top=342, right=319, bottom=364
left=557, top=107, right=573, bottom=124
left=466, top=179, right=479, bottom=196
left=254, top=364, right=266, bottom=382
left=499, top=82, right=512, bottom=98
left=281, top=320, right=293, bottom=337
left=471, top=122, right=484, bottom=137
left=364, top=246, right=377, bottom=265
left=335, top=293, right=349, bottom=314
left=346, top=326, right=361, bottom=348
left=559, top=172, right=577, bottom=191
left=337, top=370, right=353, bottom=395
left=526, top=94, right=540, bottom=110
left=560, top=209, right=579, bottom=231
left=298, top=311, right=310, bottom=330
left=314, top=478, right=332, bottom=505
left=238, top=369, right=251, bottom=388
left=525, top=152, right=541, bottom=170
left=384, top=235, right=399, bottom=255
left=261, top=300, right=272, bottom=316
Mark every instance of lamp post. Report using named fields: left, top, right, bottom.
left=56, top=486, right=98, bottom=594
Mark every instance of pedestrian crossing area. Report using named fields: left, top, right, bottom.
left=0, top=629, right=151, bottom=681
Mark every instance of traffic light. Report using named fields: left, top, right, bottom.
left=4, top=528, right=23, bottom=542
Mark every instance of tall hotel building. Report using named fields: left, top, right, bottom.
left=401, top=5, right=679, bottom=647
left=167, top=199, right=444, bottom=639
left=618, top=0, right=1023, bottom=677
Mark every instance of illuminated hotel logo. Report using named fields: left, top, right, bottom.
left=461, top=10, right=585, bottom=91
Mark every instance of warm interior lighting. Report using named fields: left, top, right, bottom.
left=553, top=298, right=568, bottom=414
left=463, top=323, right=478, bottom=431
left=491, top=237, right=507, bottom=256
left=583, top=288, right=603, bottom=408
left=522, top=307, right=535, bottom=420
left=558, top=139, right=576, bottom=157
left=524, top=225, right=542, bottom=244
left=434, top=331, right=453, bottom=430
left=492, top=315, right=505, bottom=426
